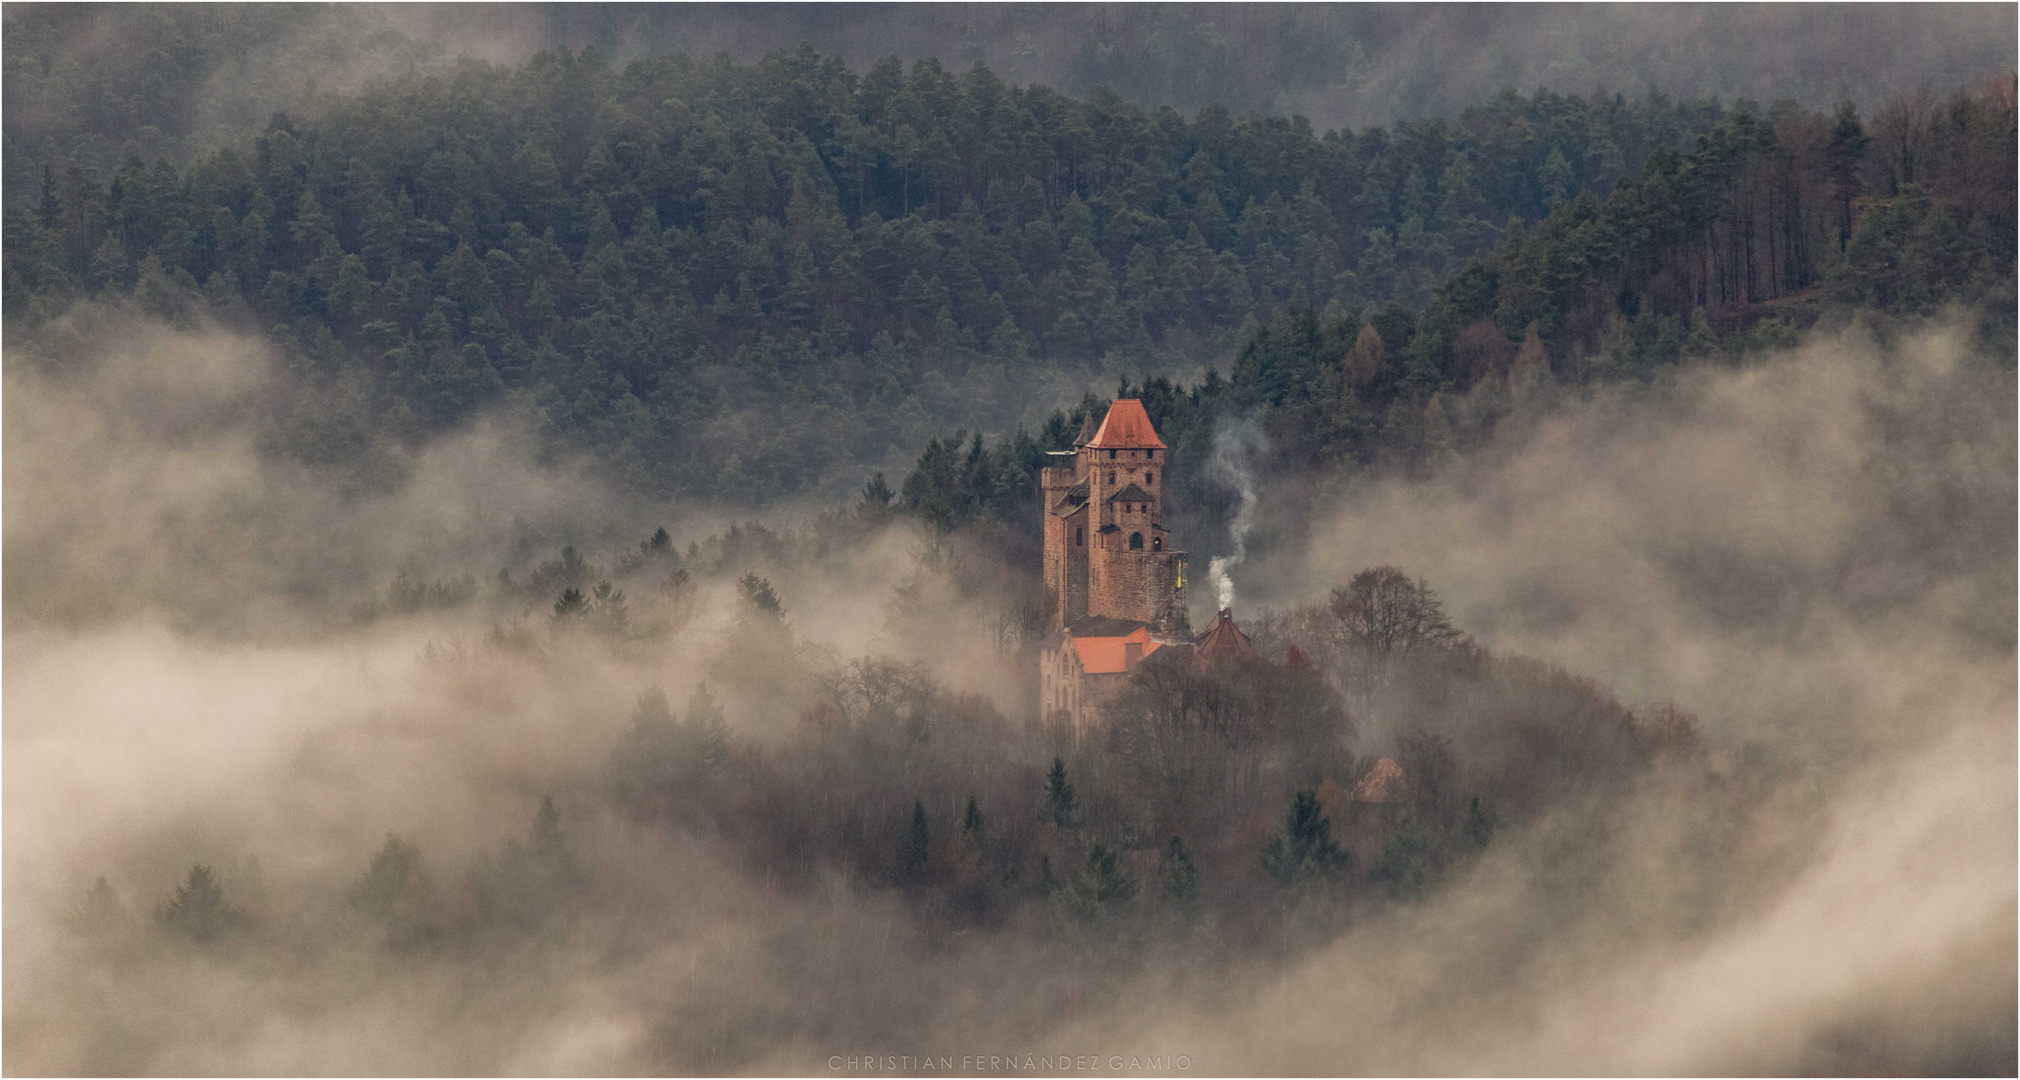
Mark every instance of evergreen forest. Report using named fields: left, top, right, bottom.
left=8, top=5, right=2011, bottom=522
left=6, top=8, right=2015, bottom=1075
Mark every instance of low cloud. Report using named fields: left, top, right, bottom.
left=4, top=311, right=2012, bottom=1074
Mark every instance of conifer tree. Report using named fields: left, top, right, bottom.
left=737, top=573, right=784, bottom=619
left=900, top=800, right=932, bottom=879
left=1369, top=811, right=1437, bottom=899
left=1052, top=842, right=1138, bottom=930
left=1463, top=795, right=1497, bottom=848
left=1043, top=757, right=1078, bottom=830
left=1161, top=836, right=1202, bottom=924
left=350, top=832, right=420, bottom=925
left=72, top=876, right=124, bottom=934
left=470, top=795, right=588, bottom=935
left=156, top=864, right=245, bottom=942
left=1262, top=790, right=1348, bottom=886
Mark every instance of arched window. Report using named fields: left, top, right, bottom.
left=1129, top=532, right=1144, bottom=551
left=1152, top=536, right=1163, bottom=551
left=1108, top=470, right=1116, bottom=484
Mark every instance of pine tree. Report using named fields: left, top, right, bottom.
left=1463, top=795, right=1496, bottom=848
left=1043, top=757, right=1078, bottom=830
left=470, top=795, right=588, bottom=936
left=737, top=573, right=784, bottom=619
left=1052, top=841, right=1138, bottom=929
left=900, top=799, right=931, bottom=879
left=350, top=832, right=420, bottom=924
left=1078, top=843, right=1136, bottom=906
left=859, top=472, right=896, bottom=518
left=961, top=794, right=984, bottom=836
left=552, top=586, right=587, bottom=621
left=1262, top=790, right=1348, bottom=886
left=1160, top=836, right=1202, bottom=924
left=156, top=864, right=245, bottom=942
left=1369, top=811, right=1438, bottom=898
left=71, top=876, right=124, bottom=934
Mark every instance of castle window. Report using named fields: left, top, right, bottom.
left=1075, top=527, right=1083, bottom=546
left=1153, top=536, right=1163, bottom=551
left=1130, top=532, right=1144, bottom=550
left=1108, top=449, right=1116, bottom=459
left=1108, top=471, right=1116, bottom=484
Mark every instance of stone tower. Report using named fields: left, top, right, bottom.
left=1038, top=400, right=1191, bottom=736
left=1039, top=399, right=1190, bottom=636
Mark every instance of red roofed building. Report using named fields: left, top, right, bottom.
left=1038, top=399, right=1191, bottom=738
left=1343, top=757, right=1408, bottom=865
left=1353, top=758, right=1405, bottom=803
left=1086, top=397, right=1166, bottom=451
left=1191, top=608, right=1256, bottom=665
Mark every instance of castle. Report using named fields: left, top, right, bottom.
left=1037, top=399, right=1195, bottom=736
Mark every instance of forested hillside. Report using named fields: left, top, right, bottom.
left=10, top=3, right=2010, bottom=172
left=3, top=11, right=2012, bottom=528
left=6, top=35, right=1728, bottom=502
left=7, top=13, right=2016, bottom=1075
left=521, top=4, right=2018, bottom=133
left=900, top=78, right=2016, bottom=568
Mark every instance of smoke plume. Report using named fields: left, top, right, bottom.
left=1205, top=420, right=1265, bottom=613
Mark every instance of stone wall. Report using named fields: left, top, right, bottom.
left=1039, top=465, right=1086, bottom=628
left=1089, top=548, right=1187, bottom=633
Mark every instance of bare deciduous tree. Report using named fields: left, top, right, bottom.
left=1870, top=83, right=1938, bottom=193
left=1326, top=566, right=1462, bottom=717
left=1106, top=650, right=1352, bottom=839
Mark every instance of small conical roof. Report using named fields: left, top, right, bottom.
left=1072, top=412, right=1102, bottom=447
left=1192, top=608, right=1255, bottom=663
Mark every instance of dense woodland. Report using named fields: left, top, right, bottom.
left=6, top=31, right=1734, bottom=501
left=8, top=13, right=2011, bottom=529
left=137, top=554, right=1720, bottom=1011
left=900, top=81, right=2015, bottom=577
left=14, top=12, right=2017, bottom=1073
left=3, top=10, right=2011, bottom=615
left=8, top=4, right=2013, bottom=171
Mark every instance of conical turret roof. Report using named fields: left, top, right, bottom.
left=1086, top=399, right=1166, bottom=449
left=1192, top=608, right=1256, bottom=663
left=1072, top=412, right=1102, bottom=447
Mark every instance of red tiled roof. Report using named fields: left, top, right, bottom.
left=1354, top=758, right=1405, bottom=803
left=1192, top=608, right=1255, bottom=663
left=1066, top=620, right=1162, bottom=674
left=1087, top=399, right=1167, bottom=449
